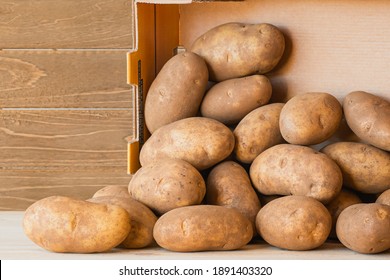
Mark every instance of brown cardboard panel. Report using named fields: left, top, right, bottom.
left=0, top=50, right=132, bottom=108
left=0, top=0, right=133, bottom=49
left=180, top=0, right=390, bottom=102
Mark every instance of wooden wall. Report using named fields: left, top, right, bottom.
left=0, top=0, right=134, bottom=210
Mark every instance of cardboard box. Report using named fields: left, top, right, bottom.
left=127, top=0, right=390, bottom=174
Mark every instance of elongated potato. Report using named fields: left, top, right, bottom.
left=256, top=196, right=332, bottom=250
left=343, top=91, right=390, bottom=151
left=250, top=144, right=342, bottom=204
left=87, top=196, right=157, bottom=249
left=145, top=51, right=208, bottom=133
left=234, top=103, right=285, bottom=164
left=200, top=75, right=272, bottom=125
left=206, top=161, right=261, bottom=233
left=191, top=22, right=285, bottom=81
left=129, top=158, right=206, bottom=215
left=92, top=186, right=130, bottom=199
left=376, top=189, right=390, bottom=206
left=321, top=142, right=390, bottom=194
left=153, top=205, right=253, bottom=252
left=279, top=92, right=342, bottom=145
left=140, top=117, right=235, bottom=170
left=336, top=203, right=390, bottom=254
left=23, top=196, right=130, bottom=253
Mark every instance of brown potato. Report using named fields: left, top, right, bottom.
left=153, top=205, right=253, bottom=252
left=326, top=189, right=362, bottom=239
left=144, top=51, right=208, bottom=133
left=140, top=117, right=235, bottom=170
left=256, top=196, right=332, bottom=250
left=343, top=91, right=390, bottom=151
left=23, top=196, right=130, bottom=253
left=336, top=203, right=390, bottom=254
left=191, top=22, right=285, bottom=82
left=92, top=186, right=130, bottom=199
left=200, top=75, right=272, bottom=125
left=234, top=103, right=285, bottom=164
left=279, top=92, right=342, bottom=145
left=250, top=144, right=342, bottom=204
left=129, top=158, right=206, bottom=215
left=87, top=196, right=157, bottom=249
left=376, top=189, right=390, bottom=206
left=321, top=142, right=390, bottom=194
left=205, top=161, right=261, bottom=233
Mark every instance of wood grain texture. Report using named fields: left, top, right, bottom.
left=0, top=109, right=133, bottom=210
left=0, top=0, right=133, bottom=49
left=0, top=50, right=132, bottom=108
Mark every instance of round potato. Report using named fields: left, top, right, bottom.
left=23, top=196, right=130, bottom=253
left=153, top=205, right=253, bottom=252
left=250, top=144, right=342, bottom=204
left=200, top=75, right=272, bottom=125
left=376, top=189, right=390, bottom=206
left=206, top=161, right=261, bottom=233
left=92, top=186, right=130, bottom=199
left=129, top=158, right=206, bottom=215
left=256, top=196, right=332, bottom=250
left=321, top=142, right=390, bottom=194
left=234, top=103, right=285, bottom=164
left=326, top=189, right=362, bottom=239
left=336, top=203, right=390, bottom=254
left=87, top=196, right=157, bottom=249
left=140, top=117, right=235, bottom=170
left=279, top=92, right=342, bottom=145
left=343, top=91, right=390, bottom=151
left=144, top=51, right=208, bottom=133
left=191, top=22, right=285, bottom=82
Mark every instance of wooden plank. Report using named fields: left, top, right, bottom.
left=0, top=50, right=132, bottom=108
left=0, top=0, right=133, bottom=49
left=0, top=109, right=133, bottom=210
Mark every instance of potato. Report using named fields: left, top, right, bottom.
left=279, top=92, right=342, bottom=145
left=144, top=51, right=208, bottom=133
left=343, top=91, right=390, bottom=151
left=205, top=161, right=261, bottom=233
left=256, top=196, right=332, bottom=250
left=321, top=142, right=390, bottom=194
left=129, top=158, right=206, bottom=215
left=191, top=22, right=285, bottom=82
left=234, top=103, right=285, bottom=164
left=92, top=186, right=130, bottom=199
left=87, top=196, right=157, bottom=249
left=376, top=189, right=390, bottom=206
left=200, top=75, right=272, bottom=125
left=140, top=117, right=235, bottom=170
left=23, top=196, right=130, bottom=253
left=336, top=203, right=390, bottom=254
left=250, top=144, right=342, bottom=204
left=153, top=205, right=253, bottom=252
left=326, top=189, right=362, bottom=239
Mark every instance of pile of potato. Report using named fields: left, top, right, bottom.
left=23, top=22, right=389, bottom=254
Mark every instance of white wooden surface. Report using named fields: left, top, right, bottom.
left=1, top=211, right=389, bottom=260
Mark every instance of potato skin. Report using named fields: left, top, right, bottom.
left=129, top=158, right=206, bottom=215
left=250, top=144, right=342, bottom=204
left=321, top=142, right=390, bottom=194
left=144, top=51, right=208, bottom=133
left=23, top=196, right=130, bottom=253
left=200, top=75, right=272, bottom=125
left=256, top=196, right=332, bottom=250
left=336, top=203, right=390, bottom=254
left=343, top=91, right=390, bottom=151
left=153, top=205, right=253, bottom=252
left=279, top=92, right=342, bottom=145
left=87, top=196, right=157, bottom=249
left=140, top=117, right=235, bottom=170
left=206, top=161, right=261, bottom=233
left=92, top=186, right=130, bottom=199
left=191, top=22, right=285, bottom=82
left=234, top=103, right=285, bottom=164
left=376, top=189, right=390, bottom=206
